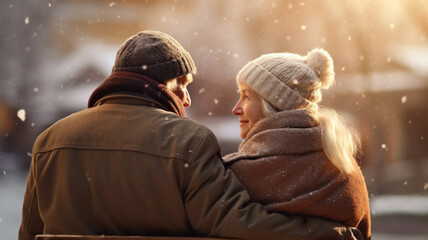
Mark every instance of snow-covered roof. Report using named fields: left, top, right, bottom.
left=33, top=41, right=118, bottom=126
left=41, top=40, right=118, bottom=83
left=393, top=45, right=428, bottom=77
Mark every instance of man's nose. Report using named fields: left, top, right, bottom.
left=183, top=89, right=191, bottom=108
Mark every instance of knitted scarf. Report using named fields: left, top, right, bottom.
left=223, top=109, right=371, bottom=239
left=88, top=71, right=186, bottom=117
left=224, top=109, right=323, bottom=161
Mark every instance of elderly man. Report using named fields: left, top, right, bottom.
left=19, top=30, right=362, bottom=240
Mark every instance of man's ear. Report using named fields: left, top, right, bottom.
left=176, top=75, right=186, bottom=83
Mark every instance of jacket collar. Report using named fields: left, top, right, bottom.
left=94, top=93, right=168, bottom=110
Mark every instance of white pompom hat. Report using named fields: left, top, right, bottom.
left=236, top=48, right=335, bottom=111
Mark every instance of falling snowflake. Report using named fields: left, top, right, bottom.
left=198, top=88, right=205, bottom=94
left=17, top=109, right=26, bottom=122
left=25, top=17, right=29, bottom=24
left=109, top=2, right=116, bottom=7
left=401, top=95, right=407, bottom=103
left=213, top=98, right=219, bottom=104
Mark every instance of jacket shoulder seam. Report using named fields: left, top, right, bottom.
left=34, top=144, right=192, bottom=162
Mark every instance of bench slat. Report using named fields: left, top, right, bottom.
left=35, top=234, right=236, bottom=240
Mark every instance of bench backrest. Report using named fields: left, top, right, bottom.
left=35, top=235, right=236, bottom=240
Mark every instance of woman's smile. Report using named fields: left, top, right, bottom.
left=232, top=82, right=265, bottom=139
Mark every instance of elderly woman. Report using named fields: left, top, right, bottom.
left=223, top=49, right=371, bottom=240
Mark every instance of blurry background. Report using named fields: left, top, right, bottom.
left=1, top=0, right=427, bottom=239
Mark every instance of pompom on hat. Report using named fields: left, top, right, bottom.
left=112, top=30, right=197, bottom=82
left=236, top=48, right=335, bottom=111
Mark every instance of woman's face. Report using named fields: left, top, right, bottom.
left=232, top=82, right=265, bottom=139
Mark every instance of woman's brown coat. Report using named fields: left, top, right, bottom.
left=224, top=109, right=371, bottom=239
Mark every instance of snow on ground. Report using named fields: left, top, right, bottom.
left=0, top=170, right=27, bottom=240
left=371, top=195, right=428, bottom=216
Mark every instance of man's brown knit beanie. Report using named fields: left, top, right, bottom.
left=112, top=30, right=197, bottom=82
left=236, top=48, right=335, bottom=111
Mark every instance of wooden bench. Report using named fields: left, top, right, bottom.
left=35, top=235, right=235, bottom=240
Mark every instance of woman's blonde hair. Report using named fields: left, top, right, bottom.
left=316, top=107, right=360, bottom=174
left=261, top=98, right=360, bottom=174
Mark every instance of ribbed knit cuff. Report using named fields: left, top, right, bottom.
left=237, top=61, right=314, bottom=111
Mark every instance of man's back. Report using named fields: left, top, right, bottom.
left=21, top=95, right=221, bottom=237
